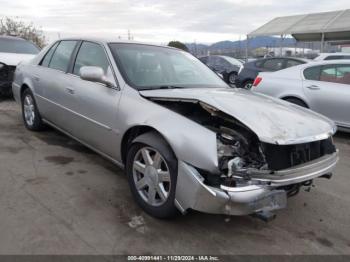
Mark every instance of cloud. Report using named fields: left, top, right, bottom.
left=0, top=0, right=349, bottom=43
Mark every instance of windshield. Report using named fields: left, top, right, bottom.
left=0, top=38, right=40, bottom=54
left=108, top=43, right=228, bottom=90
left=223, top=56, right=243, bottom=66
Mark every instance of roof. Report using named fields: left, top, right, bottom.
left=248, top=9, right=350, bottom=41
left=0, top=35, right=27, bottom=41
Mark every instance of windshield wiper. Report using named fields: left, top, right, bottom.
left=140, top=85, right=186, bottom=90
left=157, top=85, right=186, bottom=89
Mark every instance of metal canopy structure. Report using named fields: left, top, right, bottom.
left=248, top=9, right=350, bottom=42
left=245, top=9, right=350, bottom=57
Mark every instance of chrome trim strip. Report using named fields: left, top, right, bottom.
left=35, top=94, right=112, bottom=131
left=42, top=118, right=124, bottom=168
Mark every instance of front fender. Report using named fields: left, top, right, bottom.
left=117, top=88, right=219, bottom=174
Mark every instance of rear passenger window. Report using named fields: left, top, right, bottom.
left=320, top=65, right=336, bottom=82
left=41, top=42, right=59, bottom=67
left=263, top=59, right=284, bottom=71
left=335, top=65, right=350, bottom=85
left=286, top=59, right=304, bottom=68
left=49, top=41, right=77, bottom=72
left=304, top=66, right=321, bottom=81
left=73, top=41, right=110, bottom=75
left=325, top=56, right=344, bottom=60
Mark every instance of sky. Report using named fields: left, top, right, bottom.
left=0, top=0, right=349, bottom=44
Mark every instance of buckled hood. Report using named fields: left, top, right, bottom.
left=140, top=87, right=336, bottom=145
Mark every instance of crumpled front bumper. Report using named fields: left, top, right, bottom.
left=174, top=151, right=338, bottom=216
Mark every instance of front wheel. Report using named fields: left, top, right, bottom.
left=126, top=132, right=179, bottom=218
left=21, top=88, right=45, bottom=131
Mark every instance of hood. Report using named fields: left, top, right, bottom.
left=140, top=87, right=336, bottom=145
left=0, top=52, right=35, bottom=66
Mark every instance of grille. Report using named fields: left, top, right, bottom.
left=262, top=137, right=336, bottom=171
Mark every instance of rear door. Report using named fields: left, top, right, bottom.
left=64, top=41, right=121, bottom=158
left=34, top=40, right=79, bottom=131
left=302, top=64, right=350, bottom=127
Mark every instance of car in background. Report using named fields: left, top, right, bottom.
left=0, top=36, right=40, bottom=97
left=251, top=60, right=350, bottom=131
left=314, top=53, right=350, bottom=61
left=12, top=38, right=338, bottom=220
left=235, top=57, right=308, bottom=89
left=199, top=55, right=243, bottom=85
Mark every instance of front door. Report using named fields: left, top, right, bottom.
left=64, top=41, right=121, bottom=158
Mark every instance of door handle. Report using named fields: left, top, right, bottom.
left=66, top=87, right=75, bottom=94
left=306, top=85, right=320, bottom=90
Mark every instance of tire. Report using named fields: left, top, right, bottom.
left=228, top=72, right=237, bottom=85
left=243, top=80, right=253, bottom=89
left=284, top=97, right=308, bottom=108
left=21, top=88, right=45, bottom=131
left=126, top=132, right=179, bottom=218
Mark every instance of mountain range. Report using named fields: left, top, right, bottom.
left=186, top=36, right=298, bottom=54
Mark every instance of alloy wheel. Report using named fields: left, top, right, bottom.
left=23, top=94, right=35, bottom=126
left=132, top=146, right=171, bottom=206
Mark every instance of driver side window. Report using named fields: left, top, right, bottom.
left=73, top=41, right=112, bottom=78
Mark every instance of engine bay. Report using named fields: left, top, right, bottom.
left=150, top=98, right=336, bottom=188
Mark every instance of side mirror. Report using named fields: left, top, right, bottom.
left=79, top=66, right=114, bottom=87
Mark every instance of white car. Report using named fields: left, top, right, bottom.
left=313, top=53, right=350, bottom=61
left=251, top=60, right=350, bottom=131
left=0, top=35, right=39, bottom=96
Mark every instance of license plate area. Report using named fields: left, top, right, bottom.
left=248, top=190, right=287, bottom=212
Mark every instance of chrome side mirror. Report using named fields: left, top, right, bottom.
left=79, top=66, right=114, bottom=87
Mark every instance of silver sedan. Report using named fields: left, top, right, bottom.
left=13, top=38, right=338, bottom=220
left=252, top=60, right=350, bottom=131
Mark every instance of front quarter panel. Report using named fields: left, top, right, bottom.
left=116, top=86, right=219, bottom=174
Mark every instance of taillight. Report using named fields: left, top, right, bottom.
left=253, top=76, right=262, bottom=87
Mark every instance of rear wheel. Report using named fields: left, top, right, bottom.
left=243, top=80, right=253, bottom=89
left=284, top=97, right=308, bottom=108
left=21, top=89, right=45, bottom=131
left=126, top=132, right=178, bottom=218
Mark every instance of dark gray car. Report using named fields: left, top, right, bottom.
left=235, top=57, right=308, bottom=89
left=199, top=55, right=243, bottom=85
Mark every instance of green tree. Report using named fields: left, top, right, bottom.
left=168, top=41, right=189, bottom=52
left=0, top=17, right=46, bottom=48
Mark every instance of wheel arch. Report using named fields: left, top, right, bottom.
left=20, top=83, right=31, bottom=100
left=280, top=95, right=309, bottom=108
left=120, top=125, right=174, bottom=165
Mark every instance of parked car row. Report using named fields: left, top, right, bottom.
left=11, top=38, right=338, bottom=220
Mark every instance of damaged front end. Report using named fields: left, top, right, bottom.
left=150, top=97, right=338, bottom=219
left=0, top=62, right=15, bottom=97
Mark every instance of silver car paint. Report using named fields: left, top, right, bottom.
left=252, top=60, right=350, bottom=129
left=12, top=38, right=338, bottom=216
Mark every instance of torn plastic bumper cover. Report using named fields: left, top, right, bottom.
left=174, top=151, right=338, bottom=216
